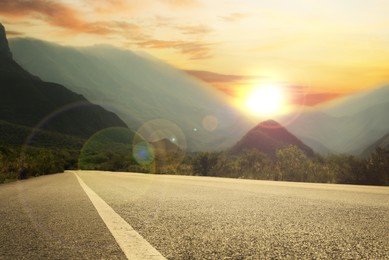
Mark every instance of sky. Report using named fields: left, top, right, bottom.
left=1, top=0, right=388, bottom=108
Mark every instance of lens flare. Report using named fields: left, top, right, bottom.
left=78, top=127, right=134, bottom=170
left=132, top=119, right=187, bottom=173
left=202, top=115, right=218, bottom=132
left=133, top=141, right=155, bottom=165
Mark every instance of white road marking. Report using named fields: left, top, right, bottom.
left=74, top=172, right=166, bottom=260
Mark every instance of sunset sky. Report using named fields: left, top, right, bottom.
left=1, top=0, right=388, bottom=107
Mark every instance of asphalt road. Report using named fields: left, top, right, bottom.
left=0, top=172, right=126, bottom=259
left=1, top=171, right=388, bottom=259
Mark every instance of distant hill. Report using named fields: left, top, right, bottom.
left=9, top=38, right=254, bottom=151
left=362, top=132, right=389, bottom=157
left=231, top=120, right=314, bottom=157
left=320, top=85, right=389, bottom=117
left=0, top=24, right=127, bottom=140
left=298, top=137, right=332, bottom=155
left=150, top=138, right=181, bottom=154
left=280, top=94, right=389, bottom=155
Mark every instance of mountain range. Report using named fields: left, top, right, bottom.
left=0, top=23, right=127, bottom=147
left=5, top=29, right=389, bottom=157
left=279, top=86, right=389, bottom=155
left=362, top=132, right=389, bottom=157
left=9, top=38, right=252, bottom=151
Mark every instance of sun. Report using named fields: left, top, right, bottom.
left=245, top=83, right=284, bottom=116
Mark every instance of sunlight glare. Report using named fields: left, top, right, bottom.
left=246, top=84, right=284, bottom=116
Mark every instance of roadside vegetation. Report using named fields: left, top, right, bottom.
left=0, top=145, right=78, bottom=183
left=1, top=139, right=388, bottom=186
left=0, top=121, right=83, bottom=183
left=190, top=146, right=389, bottom=186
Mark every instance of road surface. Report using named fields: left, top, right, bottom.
left=0, top=170, right=388, bottom=259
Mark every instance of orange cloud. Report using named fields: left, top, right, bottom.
left=0, top=0, right=112, bottom=34
left=82, top=0, right=137, bottom=14
left=5, top=30, right=23, bottom=36
left=138, top=39, right=211, bottom=60
left=283, top=85, right=345, bottom=106
left=185, top=70, right=260, bottom=83
left=163, top=0, right=201, bottom=8
left=0, top=0, right=85, bottom=32
left=186, top=70, right=343, bottom=106
left=291, top=92, right=344, bottom=106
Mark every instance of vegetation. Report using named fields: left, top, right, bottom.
left=0, top=120, right=84, bottom=148
left=1, top=139, right=388, bottom=186
left=0, top=145, right=78, bottom=183
left=189, top=145, right=389, bottom=186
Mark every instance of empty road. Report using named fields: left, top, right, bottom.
left=1, top=171, right=388, bottom=259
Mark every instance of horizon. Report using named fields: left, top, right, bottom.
left=1, top=0, right=389, bottom=114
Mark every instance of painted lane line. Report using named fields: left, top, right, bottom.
left=74, top=172, right=166, bottom=260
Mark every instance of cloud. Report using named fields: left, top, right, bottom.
left=295, top=92, right=343, bottom=106
left=162, top=0, right=201, bottom=8
left=108, top=21, right=143, bottom=37
left=5, top=30, right=24, bottom=36
left=82, top=0, right=138, bottom=14
left=0, top=0, right=146, bottom=38
left=221, top=13, right=248, bottom=22
left=185, top=70, right=262, bottom=99
left=137, top=39, right=211, bottom=59
left=186, top=71, right=343, bottom=106
left=154, top=16, right=212, bottom=36
left=185, top=70, right=260, bottom=83
left=154, top=16, right=175, bottom=27
left=0, top=0, right=113, bottom=34
left=286, top=85, right=344, bottom=106
left=4, top=1, right=139, bottom=36
left=176, top=25, right=212, bottom=35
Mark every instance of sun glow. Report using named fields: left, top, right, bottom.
left=245, top=84, right=285, bottom=116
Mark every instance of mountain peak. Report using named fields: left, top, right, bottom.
left=257, top=119, right=283, bottom=129
left=0, top=23, right=12, bottom=59
left=231, top=119, right=314, bottom=157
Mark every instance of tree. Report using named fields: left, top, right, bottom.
left=276, top=145, right=310, bottom=182
left=192, top=152, right=219, bottom=176
left=366, top=147, right=389, bottom=185
left=238, top=149, right=271, bottom=179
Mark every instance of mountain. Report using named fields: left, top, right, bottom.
left=279, top=86, right=389, bottom=155
left=9, top=38, right=254, bottom=151
left=150, top=138, right=181, bottom=154
left=0, top=23, right=127, bottom=140
left=11, top=35, right=388, bottom=155
left=362, top=132, right=389, bottom=157
left=320, top=85, right=389, bottom=117
left=0, top=119, right=83, bottom=149
left=298, top=137, right=332, bottom=155
left=231, top=120, right=314, bottom=157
